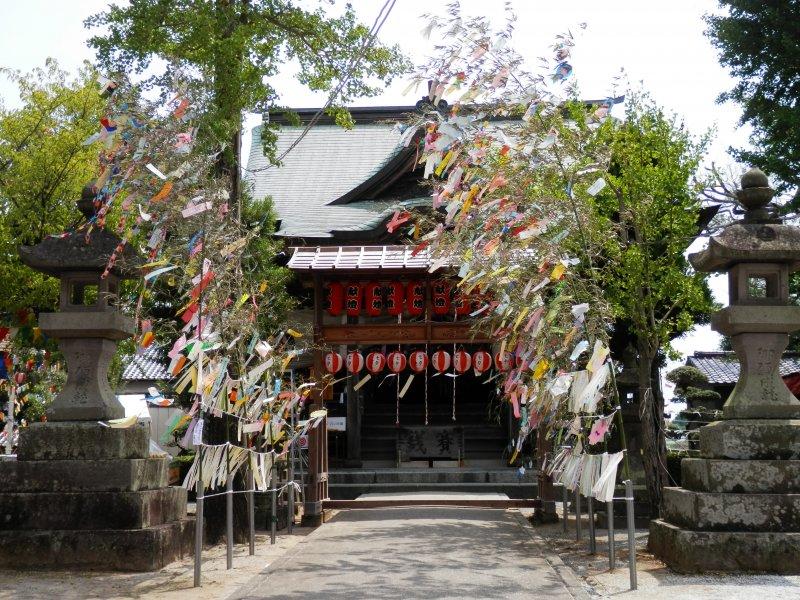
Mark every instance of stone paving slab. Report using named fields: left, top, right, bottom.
left=230, top=503, right=585, bottom=599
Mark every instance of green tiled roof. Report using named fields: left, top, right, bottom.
left=245, top=122, right=413, bottom=238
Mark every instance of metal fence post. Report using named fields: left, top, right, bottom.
left=575, top=489, right=582, bottom=541
left=194, top=480, right=204, bottom=587
left=248, top=469, right=255, bottom=556
left=587, top=495, right=596, bottom=554
left=226, top=474, right=234, bottom=569
left=607, top=500, right=615, bottom=571
left=288, top=408, right=296, bottom=534
left=271, top=462, right=278, bottom=545
left=561, top=484, right=568, bottom=533
left=625, top=480, right=638, bottom=590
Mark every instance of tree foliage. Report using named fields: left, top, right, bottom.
left=0, top=60, right=105, bottom=314
left=706, top=1, right=800, bottom=193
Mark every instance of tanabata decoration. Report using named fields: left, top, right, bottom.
left=325, top=282, right=344, bottom=316
left=325, top=352, right=343, bottom=374
left=365, top=281, right=383, bottom=317
left=365, top=351, right=386, bottom=374
left=408, top=350, right=429, bottom=373
left=387, top=351, right=407, bottom=373
left=432, top=349, right=451, bottom=373
left=385, top=281, right=405, bottom=315
left=406, top=281, right=425, bottom=317
left=472, top=350, right=492, bottom=374
left=453, top=350, right=471, bottom=373
left=453, top=290, right=472, bottom=316
left=345, top=282, right=362, bottom=317
left=346, top=351, right=365, bottom=374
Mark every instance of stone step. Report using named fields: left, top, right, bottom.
left=0, top=457, right=168, bottom=492
left=649, top=518, right=800, bottom=574
left=682, top=458, right=800, bottom=493
left=700, top=419, right=800, bottom=460
left=18, top=422, right=150, bottom=461
left=0, top=486, right=187, bottom=530
left=329, top=468, right=537, bottom=484
left=0, top=518, right=194, bottom=571
left=329, top=481, right=537, bottom=500
left=662, top=487, right=800, bottom=532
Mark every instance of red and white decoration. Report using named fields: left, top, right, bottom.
left=453, top=350, right=472, bottom=373
left=346, top=351, right=365, bottom=373
left=432, top=349, right=451, bottom=373
left=365, top=351, right=386, bottom=374
left=408, top=350, right=429, bottom=373
left=324, top=352, right=344, bottom=374
left=494, top=351, right=513, bottom=371
left=387, top=351, right=407, bottom=373
left=472, top=350, right=492, bottom=374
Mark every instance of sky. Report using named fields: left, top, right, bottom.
left=0, top=0, right=746, bottom=398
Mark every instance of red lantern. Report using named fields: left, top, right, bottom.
left=365, top=281, right=383, bottom=317
left=387, top=351, right=407, bottom=373
left=406, top=280, right=425, bottom=317
left=385, top=281, right=405, bottom=316
left=432, top=350, right=451, bottom=372
left=431, top=279, right=452, bottom=315
left=14, top=372, right=26, bottom=385
left=366, top=351, right=386, bottom=374
left=494, top=351, right=513, bottom=371
left=473, top=350, right=492, bottom=374
left=345, top=282, right=362, bottom=317
left=324, top=352, right=344, bottom=374
left=346, top=351, right=364, bottom=373
left=324, top=282, right=344, bottom=316
left=453, top=350, right=472, bottom=373
left=453, top=290, right=472, bottom=316
left=408, top=350, right=429, bottom=373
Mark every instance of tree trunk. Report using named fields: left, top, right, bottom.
left=637, top=342, right=668, bottom=518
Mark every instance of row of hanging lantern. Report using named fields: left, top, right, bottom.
left=324, top=348, right=514, bottom=376
left=324, top=280, right=480, bottom=317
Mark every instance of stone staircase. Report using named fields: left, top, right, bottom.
left=329, top=467, right=538, bottom=500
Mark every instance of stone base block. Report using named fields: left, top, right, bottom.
left=649, top=519, right=800, bottom=574
left=0, top=518, right=194, bottom=571
left=682, top=458, right=800, bottom=493
left=0, top=486, right=187, bottom=530
left=662, top=487, right=800, bottom=532
left=0, top=457, right=168, bottom=492
left=700, top=419, right=800, bottom=460
left=18, top=421, right=150, bottom=461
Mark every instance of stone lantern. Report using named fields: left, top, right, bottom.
left=17, top=185, right=138, bottom=421
left=0, top=186, right=192, bottom=571
left=649, top=168, right=800, bottom=573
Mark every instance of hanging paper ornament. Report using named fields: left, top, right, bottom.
left=408, top=350, right=429, bottom=373
left=431, top=279, right=452, bottom=315
left=515, top=354, right=528, bottom=369
left=453, top=350, right=472, bottom=373
left=14, top=372, right=26, bottom=385
left=406, top=280, right=425, bottom=317
left=366, top=351, right=386, bottom=374
left=387, top=351, right=407, bottom=373
left=346, top=351, right=364, bottom=373
left=365, top=281, right=383, bottom=317
left=385, top=281, right=405, bottom=316
left=324, top=282, right=344, bottom=316
left=432, top=349, right=451, bottom=372
left=473, top=350, right=492, bottom=374
left=453, top=290, right=472, bottom=316
left=324, top=352, right=344, bottom=374
left=494, top=351, right=513, bottom=371
left=345, top=282, right=362, bottom=317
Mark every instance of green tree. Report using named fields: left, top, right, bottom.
left=705, top=1, right=800, bottom=196
left=85, top=0, right=409, bottom=197
left=0, top=60, right=105, bottom=315
left=594, top=93, right=714, bottom=515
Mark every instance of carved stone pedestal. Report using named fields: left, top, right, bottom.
left=0, top=422, right=193, bottom=571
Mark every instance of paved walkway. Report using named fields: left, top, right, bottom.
left=230, top=505, right=585, bottom=600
